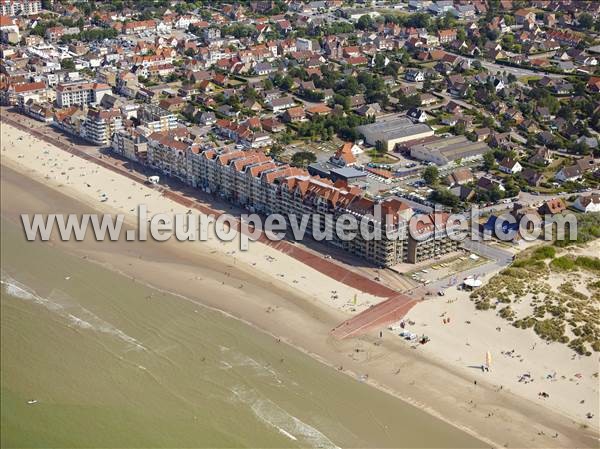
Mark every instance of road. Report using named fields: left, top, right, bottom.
left=461, top=239, right=514, bottom=265
left=445, top=50, right=565, bottom=79
left=476, top=188, right=600, bottom=216
left=424, top=239, right=514, bottom=292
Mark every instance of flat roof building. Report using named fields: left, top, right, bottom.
left=356, top=117, right=434, bottom=152
left=409, top=135, right=490, bottom=166
left=308, top=162, right=367, bottom=183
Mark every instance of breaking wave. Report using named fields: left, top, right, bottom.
left=1, top=272, right=145, bottom=351
left=231, top=385, right=340, bottom=449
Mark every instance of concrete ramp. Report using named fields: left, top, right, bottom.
left=330, top=294, right=419, bottom=340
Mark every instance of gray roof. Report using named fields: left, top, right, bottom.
left=357, top=117, right=432, bottom=141
left=410, top=135, right=490, bottom=162
left=330, top=167, right=367, bottom=178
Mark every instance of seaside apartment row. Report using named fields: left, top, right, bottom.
left=111, top=126, right=461, bottom=267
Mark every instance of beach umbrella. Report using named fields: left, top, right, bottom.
left=486, top=351, right=492, bottom=369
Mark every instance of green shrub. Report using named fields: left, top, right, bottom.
left=499, top=306, right=515, bottom=320
left=550, top=256, right=576, bottom=271
left=575, top=256, right=600, bottom=273
left=532, top=246, right=556, bottom=260
left=534, top=318, right=565, bottom=341
left=588, top=280, right=600, bottom=290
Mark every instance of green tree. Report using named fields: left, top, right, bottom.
left=423, top=166, right=439, bottom=185
left=483, top=151, right=496, bottom=170
left=357, top=15, right=374, bottom=30
left=61, top=59, right=75, bottom=71
left=578, top=13, right=594, bottom=29
left=291, top=151, right=317, bottom=168
left=430, top=188, right=460, bottom=207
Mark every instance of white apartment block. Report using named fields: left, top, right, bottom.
left=55, top=81, right=111, bottom=108
left=137, top=104, right=179, bottom=133
left=0, top=0, right=41, bottom=16
left=81, top=108, right=123, bottom=146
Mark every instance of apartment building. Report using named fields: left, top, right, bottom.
left=189, top=145, right=455, bottom=267
left=81, top=107, right=123, bottom=146
left=56, top=81, right=111, bottom=108
left=137, top=104, right=178, bottom=133
left=112, top=128, right=148, bottom=163
left=406, top=212, right=463, bottom=263
left=0, top=0, right=41, bottom=16
left=1, top=80, right=47, bottom=106
left=113, top=133, right=461, bottom=267
left=145, top=129, right=197, bottom=183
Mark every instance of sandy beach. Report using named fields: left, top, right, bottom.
left=1, top=118, right=598, bottom=448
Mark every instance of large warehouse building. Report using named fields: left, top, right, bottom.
left=357, top=117, right=434, bottom=152
left=408, top=135, right=490, bottom=166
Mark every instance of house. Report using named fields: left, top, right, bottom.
left=519, top=168, right=544, bottom=187
left=217, top=104, right=240, bottom=118
left=499, top=157, right=522, bottom=174
left=243, top=99, right=262, bottom=112
left=268, top=96, right=295, bottom=113
left=445, top=101, right=462, bottom=115
left=0, top=15, right=19, bottom=43
left=306, top=103, right=332, bottom=117
left=261, top=117, right=285, bottom=133
left=405, top=69, right=425, bottom=82
left=474, top=128, right=491, bottom=142
left=282, top=106, right=305, bottom=123
left=158, top=96, right=186, bottom=113
left=536, top=106, right=552, bottom=122
left=515, top=8, right=536, bottom=25
left=407, top=108, right=429, bottom=123
left=330, top=142, right=358, bottom=167
left=555, top=164, right=583, bottom=182
left=483, top=214, right=519, bottom=239
left=575, top=156, right=599, bottom=174
left=452, top=4, right=475, bottom=19
left=447, top=74, right=467, bottom=97
left=352, top=103, right=380, bottom=120
left=528, top=148, right=552, bottom=166
left=254, top=62, right=274, bottom=75
left=587, top=77, right=600, bottom=93
left=437, top=29, right=457, bottom=44
left=556, top=156, right=598, bottom=182
left=199, top=112, right=217, bottom=126
left=445, top=167, right=474, bottom=186
left=420, top=93, right=438, bottom=106
left=538, top=198, right=566, bottom=216
left=349, top=94, right=366, bottom=109
left=477, top=177, right=505, bottom=192
left=450, top=185, right=476, bottom=202
left=573, top=194, right=600, bottom=213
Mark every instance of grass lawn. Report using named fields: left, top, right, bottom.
left=518, top=75, right=542, bottom=84
left=541, top=157, right=567, bottom=179
left=366, top=149, right=398, bottom=164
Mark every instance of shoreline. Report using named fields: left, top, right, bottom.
left=1, top=118, right=598, bottom=448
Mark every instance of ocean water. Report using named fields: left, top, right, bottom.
left=0, top=168, right=483, bottom=448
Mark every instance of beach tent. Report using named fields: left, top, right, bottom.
left=463, top=277, right=483, bottom=289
